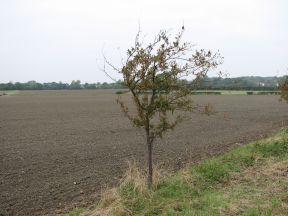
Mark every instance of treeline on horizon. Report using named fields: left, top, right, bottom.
left=0, top=76, right=287, bottom=91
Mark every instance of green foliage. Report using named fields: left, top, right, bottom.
left=1, top=76, right=285, bottom=91
left=0, top=80, right=125, bottom=90
left=70, top=80, right=82, bottom=89
left=200, top=76, right=282, bottom=91
left=114, top=29, right=222, bottom=140
left=280, top=75, right=288, bottom=102
left=115, top=90, right=129, bottom=94
left=191, top=91, right=222, bottom=95
left=247, top=91, right=280, bottom=95
left=256, top=91, right=280, bottom=95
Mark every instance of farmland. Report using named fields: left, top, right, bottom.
left=0, top=90, right=287, bottom=216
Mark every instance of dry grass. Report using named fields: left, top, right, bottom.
left=120, top=160, right=164, bottom=192
left=83, top=160, right=165, bottom=216
left=222, top=158, right=288, bottom=215
left=82, top=186, right=130, bottom=216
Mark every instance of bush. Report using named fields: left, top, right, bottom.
left=191, top=91, right=221, bottom=95
left=256, top=91, right=280, bottom=95
left=115, top=90, right=128, bottom=95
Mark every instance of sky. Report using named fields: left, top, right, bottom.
left=0, top=0, right=287, bottom=83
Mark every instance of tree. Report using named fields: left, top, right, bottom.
left=105, top=28, right=223, bottom=188
left=26, top=81, right=43, bottom=90
left=70, top=80, right=82, bottom=89
left=280, top=76, right=288, bottom=102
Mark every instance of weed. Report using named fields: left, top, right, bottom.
left=192, top=159, right=230, bottom=184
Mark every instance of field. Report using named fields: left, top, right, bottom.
left=0, top=90, right=287, bottom=216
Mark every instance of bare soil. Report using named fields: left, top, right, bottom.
left=0, top=90, right=287, bottom=216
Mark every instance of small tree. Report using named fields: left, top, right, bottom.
left=105, top=28, right=223, bottom=188
left=280, top=76, right=288, bottom=102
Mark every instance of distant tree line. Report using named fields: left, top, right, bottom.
left=0, top=80, right=125, bottom=90
left=198, top=76, right=285, bottom=91
left=0, top=76, right=286, bottom=91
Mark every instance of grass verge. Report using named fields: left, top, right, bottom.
left=69, top=129, right=288, bottom=216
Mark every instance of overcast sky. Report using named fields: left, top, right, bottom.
left=0, top=0, right=287, bottom=83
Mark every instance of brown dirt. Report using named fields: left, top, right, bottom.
left=0, top=90, right=287, bottom=216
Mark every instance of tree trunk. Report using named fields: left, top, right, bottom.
left=146, top=128, right=153, bottom=189
left=147, top=140, right=153, bottom=189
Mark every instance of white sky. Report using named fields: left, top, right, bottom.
left=0, top=0, right=287, bottom=83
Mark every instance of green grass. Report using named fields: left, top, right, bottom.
left=69, top=129, right=288, bottom=216
left=0, top=90, right=20, bottom=96
left=67, top=208, right=87, bottom=216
